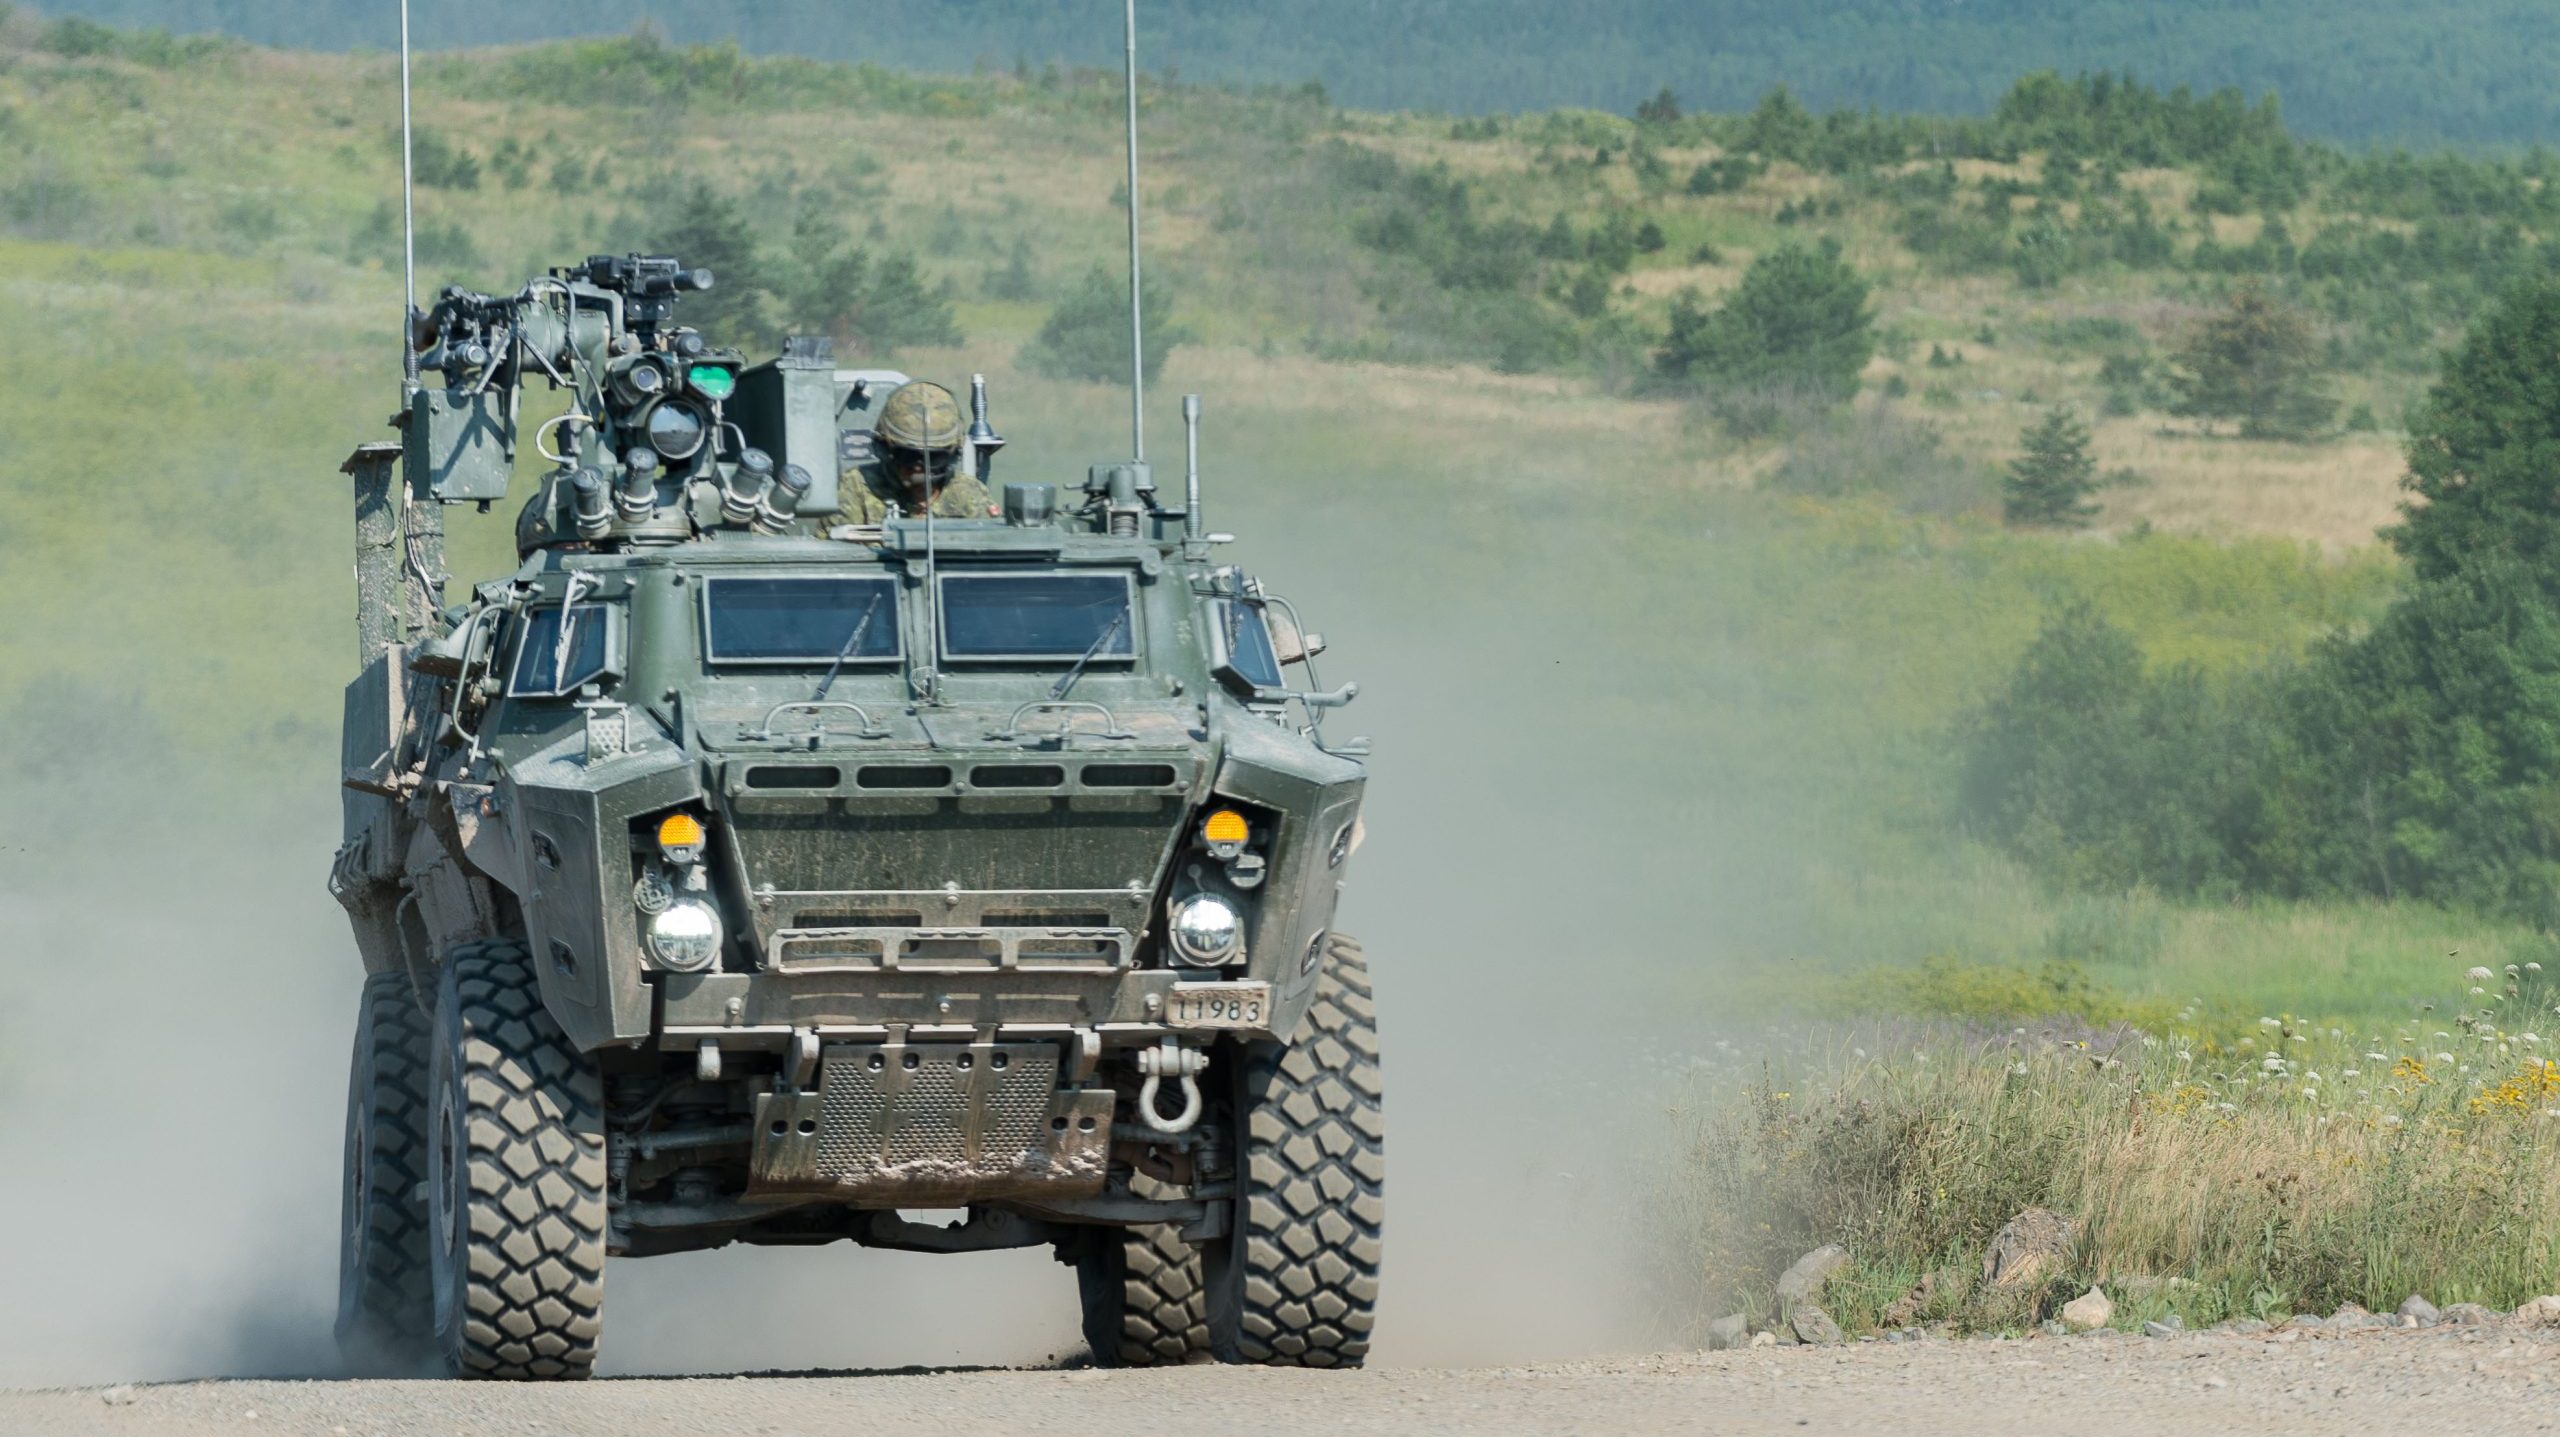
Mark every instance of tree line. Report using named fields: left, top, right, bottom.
left=32, top=0, right=2560, bottom=145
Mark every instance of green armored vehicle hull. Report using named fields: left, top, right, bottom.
left=327, top=252, right=1379, bottom=1378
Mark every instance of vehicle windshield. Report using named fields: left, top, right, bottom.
left=940, top=573, right=1136, bottom=661
left=704, top=576, right=901, bottom=664
left=511, top=604, right=610, bottom=696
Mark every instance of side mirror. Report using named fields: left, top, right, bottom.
left=1265, top=607, right=1326, bottom=666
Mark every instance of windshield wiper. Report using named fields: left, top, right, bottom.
left=812, top=590, right=887, bottom=704
left=548, top=570, right=596, bottom=694
left=1049, top=599, right=1131, bottom=704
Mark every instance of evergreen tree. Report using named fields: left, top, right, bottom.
left=2003, top=406, right=2101, bottom=526
left=1025, top=265, right=1190, bottom=385
left=773, top=212, right=962, bottom=354
left=985, top=234, right=1039, bottom=302
left=2168, top=286, right=2334, bottom=440
left=649, top=182, right=769, bottom=344
left=2389, top=278, right=2560, bottom=583
left=1653, top=240, right=1873, bottom=402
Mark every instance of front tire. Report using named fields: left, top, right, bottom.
left=1077, top=1216, right=1212, bottom=1366
left=1209, top=933, right=1384, bottom=1366
left=336, top=971, right=435, bottom=1369
left=428, top=941, right=608, bottom=1380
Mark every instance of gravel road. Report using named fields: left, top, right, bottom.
left=13, top=1324, right=2560, bottom=1437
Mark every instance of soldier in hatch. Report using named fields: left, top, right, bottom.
left=838, top=379, right=997, bottom=523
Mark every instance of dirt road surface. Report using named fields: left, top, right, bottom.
left=11, top=1326, right=2560, bottom=1437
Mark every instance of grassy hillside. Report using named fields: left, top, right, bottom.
left=27, top=0, right=2560, bottom=147
left=0, top=20, right=2540, bottom=1039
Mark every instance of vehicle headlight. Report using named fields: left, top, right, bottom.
left=1167, top=894, right=1242, bottom=966
left=647, top=898, right=722, bottom=972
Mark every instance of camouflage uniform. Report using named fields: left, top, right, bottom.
left=837, top=430, right=999, bottom=522
left=836, top=379, right=1000, bottom=523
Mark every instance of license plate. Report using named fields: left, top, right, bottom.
left=1166, top=982, right=1273, bottom=1031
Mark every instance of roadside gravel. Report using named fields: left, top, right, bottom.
left=12, top=1323, right=2560, bottom=1437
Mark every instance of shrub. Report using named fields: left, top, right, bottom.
left=1956, top=604, right=2252, bottom=894
left=1654, top=241, right=1874, bottom=403
left=1763, top=405, right=1987, bottom=515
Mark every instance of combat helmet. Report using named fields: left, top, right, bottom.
left=875, top=380, right=965, bottom=455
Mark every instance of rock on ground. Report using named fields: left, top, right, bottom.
left=1705, top=1315, right=1750, bottom=1351
left=2513, top=1296, right=2560, bottom=1326
left=2398, top=1296, right=2440, bottom=1326
left=2441, top=1303, right=2501, bottom=1326
left=1981, top=1209, right=2078, bottom=1291
left=1775, top=1246, right=1851, bottom=1316
left=1789, top=1306, right=1846, bottom=1346
left=2059, top=1288, right=2114, bottom=1332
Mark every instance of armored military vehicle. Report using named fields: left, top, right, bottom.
left=326, top=249, right=1380, bottom=1378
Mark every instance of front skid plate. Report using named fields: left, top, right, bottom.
left=747, top=1040, right=1113, bottom=1204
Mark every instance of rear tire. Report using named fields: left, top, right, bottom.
left=335, top=971, right=435, bottom=1369
left=1210, top=933, right=1384, bottom=1366
left=1077, top=1217, right=1211, bottom=1366
left=428, top=941, right=608, bottom=1380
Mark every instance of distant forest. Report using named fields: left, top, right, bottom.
left=24, top=0, right=2560, bottom=148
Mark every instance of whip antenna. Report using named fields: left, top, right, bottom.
left=1121, top=0, right=1145, bottom=462
left=397, top=0, right=419, bottom=391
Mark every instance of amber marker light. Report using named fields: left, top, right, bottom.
left=658, top=812, right=707, bottom=862
left=1201, top=808, right=1251, bottom=860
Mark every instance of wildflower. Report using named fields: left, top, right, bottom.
left=2261, top=1056, right=2286, bottom=1073
left=2303, top=1087, right=2319, bottom=1102
left=2010, top=1062, right=2028, bottom=1076
left=2470, top=966, right=2495, bottom=983
left=2438, top=1053, right=2457, bottom=1064
left=2176, top=1051, right=2194, bottom=1064
left=2384, top=1113, right=2405, bottom=1128
left=2366, top=1052, right=2389, bottom=1061
left=2526, top=1035, right=2544, bottom=1045
left=2472, top=987, right=2488, bottom=997
left=2217, top=1103, right=2238, bottom=1115
left=2531, top=962, right=2545, bottom=974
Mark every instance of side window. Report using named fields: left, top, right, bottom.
left=510, top=604, right=612, bottom=697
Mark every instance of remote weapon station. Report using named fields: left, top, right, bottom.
left=330, top=2, right=1378, bottom=1380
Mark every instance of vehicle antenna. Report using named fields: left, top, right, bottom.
left=397, top=0, right=419, bottom=393
left=1182, top=392, right=1202, bottom=540
left=1120, top=0, right=1145, bottom=463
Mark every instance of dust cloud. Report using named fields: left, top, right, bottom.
left=0, top=424, right=1736, bottom=1386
